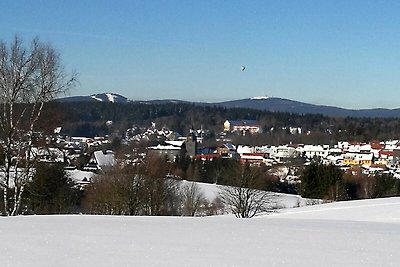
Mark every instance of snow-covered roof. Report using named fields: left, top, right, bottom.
left=147, top=144, right=182, bottom=151
left=343, top=153, right=373, bottom=161
left=29, top=147, right=64, bottom=163
left=220, top=143, right=236, bottom=150
left=237, top=145, right=253, bottom=154
left=93, top=150, right=116, bottom=167
left=67, top=169, right=96, bottom=183
left=165, top=140, right=185, bottom=147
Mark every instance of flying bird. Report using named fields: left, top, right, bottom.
left=241, top=66, right=246, bottom=71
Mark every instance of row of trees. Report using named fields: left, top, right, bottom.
left=83, top=156, right=272, bottom=218
left=16, top=158, right=400, bottom=217
left=173, top=155, right=290, bottom=192
left=4, top=155, right=275, bottom=218
left=84, top=155, right=179, bottom=216
left=300, top=162, right=400, bottom=201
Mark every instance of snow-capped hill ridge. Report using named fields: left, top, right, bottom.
left=250, top=96, right=270, bottom=100
left=105, top=93, right=117, bottom=103
left=89, top=93, right=128, bottom=103
left=90, top=95, right=103, bottom=102
left=56, top=92, right=129, bottom=103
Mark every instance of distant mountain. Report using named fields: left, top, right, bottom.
left=211, top=97, right=400, bottom=118
left=136, top=99, right=191, bottom=105
left=56, top=93, right=400, bottom=118
left=57, top=93, right=128, bottom=103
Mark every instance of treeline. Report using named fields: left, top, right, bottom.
left=42, top=101, right=400, bottom=144
left=4, top=156, right=400, bottom=216
left=301, top=162, right=400, bottom=201
left=12, top=155, right=291, bottom=216
left=173, top=155, right=296, bottom=193
left=14, top=156, right=229, bottom=216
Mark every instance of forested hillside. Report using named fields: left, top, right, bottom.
left=47, top=101, right=400, bottom=144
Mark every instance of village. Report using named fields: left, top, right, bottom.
left=3, top=4, right=400, bottom=265
left=36, top=118, right=400, bottom=188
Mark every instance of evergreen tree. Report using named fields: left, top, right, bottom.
left=301, top=162, right=344, bottom=200
left=23, top=163, right=81, bottom=214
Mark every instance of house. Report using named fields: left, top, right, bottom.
left=194, top=146, right=220, bottom=161
left=194, top=153, right=221, bottom=161
left=66, top=168, right=96, bottom=187
left=147, top=140, right=185, bottom=161
left=364, top=164, right=387, bottom=175
left=84, top=150, right=116, bottom=171
left=223, top=120, right=261, bottom=135
left=343, top=153, right=373, bottom=166
left=375, top=150, right=394, bottom=166
left=273, top=145, right=299, bottom=161
left=236, top=145, right=274, bottom=166
left=217, top=143, right=237, bottom=159
left=300, top=145, right=329, bottom=159
left=28, top=147, right=65, bottom=163
left=239, top=153, right=273, bottom=166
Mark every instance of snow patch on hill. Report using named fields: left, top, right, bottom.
left=90, top=95, right=103, bottom=102
left=250, top=96, right=270, bottom=100
left=105, top=93, right=117, bottom=103
left=89, top=93, right=128, bottom=103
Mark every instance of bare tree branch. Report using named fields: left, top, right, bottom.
left=0, top=35, right=77, bottom=216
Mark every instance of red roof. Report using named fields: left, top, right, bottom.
left=379, top=150, right=394, bottom=156
left=371, top=143, right=384, bottom=150
left=241, top=153, right=264, bottom=157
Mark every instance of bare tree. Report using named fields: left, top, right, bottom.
left=83, top=155, right=181, bottom=216
left=181, top=182, right=206, bottom=216
left=140, top=154, right=179, bottom=216
left=220, top=163, right=273, bottom=218
left=83, top=165, right=144, bottom=215
left=0, top=36, right=76, bottom=216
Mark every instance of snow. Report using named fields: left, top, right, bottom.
left=272, top=197, right=400, bottom=223
left=251, top=96, right=270, bottom=100
left=1, top=198, right=400, bottom=266
left=90, top=93, right=121, bottom=103
left=180, top=180, right=314, bottom=209
left=147, top=144, right=182, bottom=150
left=165, top=140, right=185, bottom=147
left=92, top=150, right=116, bottom=167
left=90, top=95, right=103, bottom=102
left=66, top=169, right=96, bottom=183
left=180, top=180, right=221, bottom=201
left=105, top=93, right=116, bottom=103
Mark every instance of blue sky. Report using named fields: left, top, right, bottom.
left=2, top=1, right=400, bottom=109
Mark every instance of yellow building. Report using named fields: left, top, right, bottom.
left=223, top=120, right=261, bottom=134
left=343, top=153, right=373, bottom=166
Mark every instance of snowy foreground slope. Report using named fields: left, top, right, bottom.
left=1, top=198, right=400, bottom=267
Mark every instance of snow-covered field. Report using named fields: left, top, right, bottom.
left=1, top=197, right=400, bottom=267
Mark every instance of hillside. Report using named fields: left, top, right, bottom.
left=52, top=99, right=400, bottom=143
left=2, top=197, right=400, bottom=266
left=212, top=97, right=400, bottom=118
left=57, top=93, right=400, bottom=118
left=57, top=93, right=128, bottom=103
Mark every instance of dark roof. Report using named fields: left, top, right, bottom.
left=228, top=120, right=259, bottom=126
left=197, top=147, right=217, bottom=154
